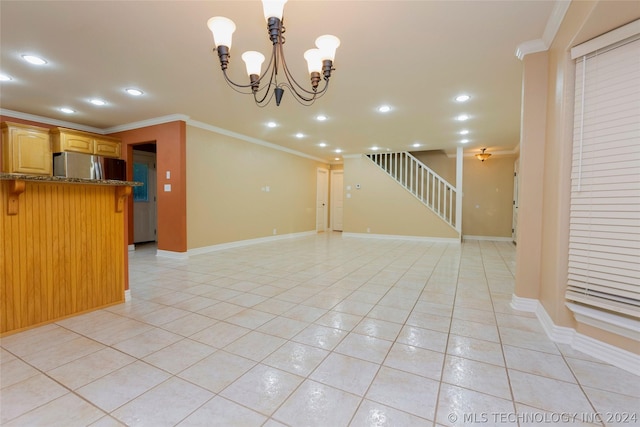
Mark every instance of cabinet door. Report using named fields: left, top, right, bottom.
left=94, top=138, right=121, bottom=158
left=5, top=127, right=52, bottom=175
left=60, top=133, right=93, bottom=154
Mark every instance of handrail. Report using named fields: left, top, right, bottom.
left=366, top=152, right=458, bottom=230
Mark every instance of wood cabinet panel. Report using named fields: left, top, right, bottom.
left=1, top=122, right=52, bottom=175
left=94, top=137, right=121, bottom=158
left=51, top=129, right=93, bottom=154
left=1, top=181, right=126, bottom=335
left=51, top=127, right=122, bottom=158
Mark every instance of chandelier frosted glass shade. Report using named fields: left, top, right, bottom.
left=207, top=0, right=340, bottom=106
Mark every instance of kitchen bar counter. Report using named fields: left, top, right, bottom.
left=0, top=172, right=141, bottom=187
left=1, top=176, right=135, bottom=335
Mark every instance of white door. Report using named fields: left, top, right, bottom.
left=512, top=159, right=519, bottom=243
left=133, top=151, right=157, bottom=243
left=331, top=170, right=344, bottom=231
left=316, top=168, right=329, bottom=232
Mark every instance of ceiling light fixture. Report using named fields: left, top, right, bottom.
left=0, top=74, right=12, bottom=81
left=475, top=148, right=491, bottom=162
left=318, top=142, right=327, bottom=147
left=412, top=143, right=421, bottom=148
left=460, top=139, right=469, bottom=144
left=316, top=115, right=327, bottom=121
left=21, top=55, right=47, bottom=65
left=295, top=132, right=304, bottom=138
left=89, top=99, right=106, bottom=106
left=267, top=121, right=277, bottom=128
left=59, top=107, right=75, bottom=114
left=455, top=94, right=470, bottom=102
left=125, top=88, right=143, bottom=96
left=456, top=114, right=470, bottom=121
left=377, top=105, right=391, bottom=113
left=334, top=149, right=342, bottom=153
left=207, top=0, right=340, bottom=107
left=459, top=129, right=469, bottom=135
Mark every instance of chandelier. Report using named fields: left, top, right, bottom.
left=475, top=148, right=492, bottom=162
left=207, top=0, right=340, bottom=107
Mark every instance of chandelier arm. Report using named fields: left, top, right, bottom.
left=221, top=69, right=256, bottom=89
left=276, top=41, right=323, bottom=97
left=277, top=82, right=320, bottom=106
left=253, top=44, right=278, bottom=87
left=254, top=68, right=278, bottom=105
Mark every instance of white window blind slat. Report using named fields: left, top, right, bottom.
left=567, top=32, right=640, bottom=318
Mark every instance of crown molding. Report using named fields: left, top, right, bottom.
left=515, top=0, right=571, bottom=60
left=188, top=119, right=327, bottom=164
left=0, top=108, right=106, bottom=133
left=103, top=114, right=189, bottom=133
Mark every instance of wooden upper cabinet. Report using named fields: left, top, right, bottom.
left=94, top=136, right=122, bottom=158
left=51, top=129, right=93, bottom=154
left=1, top=122, right=52, bottom=175
left=51, top=127, right=122, bottom=158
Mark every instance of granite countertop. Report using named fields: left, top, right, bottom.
left=0, top=173, right=142, bottom=186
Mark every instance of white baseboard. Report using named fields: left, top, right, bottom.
left=510, top=295, right=640, bottom=375
left=463, top=235, right=514, bottom=242
left=128, top=244, right=135, bottom=252
left=342, top=232, right=460, bottom=244
left=156, top=249, right=188, bottom=260
left=124, top=289, right=131, bottom=302
left=187, top=231, right=316, bottom=257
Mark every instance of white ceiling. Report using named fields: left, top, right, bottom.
left=0, top=1, right=558, bottom=163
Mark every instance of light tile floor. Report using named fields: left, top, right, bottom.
left=1, top=233, right=639, bottom=426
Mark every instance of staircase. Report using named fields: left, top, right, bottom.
left=366, top=152, right=459, bottom=232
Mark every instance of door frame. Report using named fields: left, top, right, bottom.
left=330, top=169, right=344, bottom=231
left=132, top=149, right=158, bottom=244
left=316, top=167, right=329, bottom=232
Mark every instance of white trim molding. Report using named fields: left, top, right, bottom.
left=128, top=244, right=136, bottom=252
left=156, top=249, right=188, bottom=260
left=342, top=232, right=460, bottom=244
left=187, top=231, right=316, bottom=257
left=0, top=108, right=106, bottom=134
left=463, top=235, right=514, bottom=242
left=188, top=119, right=327, bottom=163
left=510, top=295, right=640, bottom=375
left=124, top=289, right=132, bottom=302
left=566, top=302, right=640, bottom=342
left=571, top=19, right=640, bottom=59
left=103, top=114, right=189, bottom=133
left=515, top=0, right=571, bottom=60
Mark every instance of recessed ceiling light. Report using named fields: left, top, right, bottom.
left=334, top=149, right=342, bottom=153
left=460, top=139, right=469, bottom=144
left=455, top=94, right=470, bottom=102
left=318, top=142, right=327, bottom=147
left=412, top=143, right=421, bottom=148
left=266, top=121, right=277, bottom=128
left=334, top=157, right=340, bottom=161
left=316, top=115, right=327, bottom=121
left=59, top=107, right=75, bottom=114
left=295, top=132, right=304, bottom=138
left=89, top=98, right=107, bottom=106
left=0, top=74, right=12, bottom=81
left=459, top=129, right=469, bottom=135
left=21, top=55, right=47, bottom=65
left=125, top=88, right=143, bottom=96
left=456, top=114, right=470, bottom=121
left=377, top=105, right=391, bottom=113
left=371, top=146, right=379, bottom=151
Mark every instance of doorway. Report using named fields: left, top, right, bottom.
left=512, top=158, right=519, bottom=244
left=331, top=170, right=343, bottom=231
left=133, top=146, right=157, bottom=244
left=316, top=168, right=329, bottom=232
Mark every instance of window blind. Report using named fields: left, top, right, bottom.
left=565, top=30, right=640, bottom=319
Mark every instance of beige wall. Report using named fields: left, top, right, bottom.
left=412, top=150, right=515, bottom=237
left=186, top=125, right=328, bottom=249
left=517, top=1, right=640, bottom=353
left=342, top=155, right=459, bottom=239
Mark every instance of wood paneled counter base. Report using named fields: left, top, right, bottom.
left=1, top=175, right=138, bottom=335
